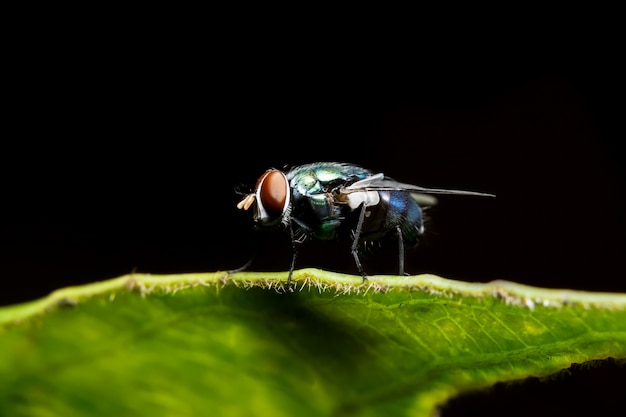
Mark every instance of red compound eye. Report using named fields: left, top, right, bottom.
left=257, top=170, right=288, bottom=217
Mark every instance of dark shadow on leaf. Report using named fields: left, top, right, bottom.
left=218, top=285, right=379, bottom=369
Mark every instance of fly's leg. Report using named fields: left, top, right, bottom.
left=287, top=219, right=298, bottom=288
left=227, top=256, right=255, bottom=274
left=351, top=203, right=368, bottom=282
left=396, top=225, right=406, bottom=276
left=228, top=231, right=260, bottom=274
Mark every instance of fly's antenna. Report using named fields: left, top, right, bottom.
left=237, top=194, right=255, bottom=210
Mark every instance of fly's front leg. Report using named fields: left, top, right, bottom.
left=228, top=230, right=260, bottom=274
left=351, top=203, right=368, bottom=282
left=287, top=219, right=298, bottom=287
left=228, top=256, right=255, bottom=274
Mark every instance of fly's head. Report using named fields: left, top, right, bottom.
left=237, top=169, right=291, bottom=227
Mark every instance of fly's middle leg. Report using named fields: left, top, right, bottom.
left=351, top=203, right=368, bottom=282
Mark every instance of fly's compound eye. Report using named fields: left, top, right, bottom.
left=255, top=169, right=290, bottom=223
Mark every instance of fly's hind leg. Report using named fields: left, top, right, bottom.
left=397, top=225, right=406, bottom=276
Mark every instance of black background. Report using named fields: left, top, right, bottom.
left=2, top=15, right=623, bottom=416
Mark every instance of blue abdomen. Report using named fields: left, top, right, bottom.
left=360, top=191, right=423, bottom=246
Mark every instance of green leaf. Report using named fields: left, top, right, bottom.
left=1, top=269, right=625, bottom=417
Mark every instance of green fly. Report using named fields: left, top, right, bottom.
left=238, top=162, right=494, bottom=283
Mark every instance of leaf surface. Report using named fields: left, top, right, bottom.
left=1, top=269, right=625, bottom=416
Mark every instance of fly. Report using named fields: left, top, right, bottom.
left=237, top=162, right=494, bottom=284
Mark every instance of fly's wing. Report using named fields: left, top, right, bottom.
left=342, top=173, right=495, bottom=206
left=409, top=193, right=439, bottom=206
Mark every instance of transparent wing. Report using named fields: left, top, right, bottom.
left=342, top=173, right=495, bottom=205
left=409, top=193, right=438, bottom=206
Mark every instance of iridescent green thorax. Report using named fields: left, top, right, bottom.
left=283, top=163, right=376, bottom=241
left=286, top=162, right=372, bottom=197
